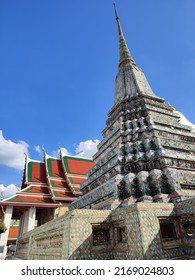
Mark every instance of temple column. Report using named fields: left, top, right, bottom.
left=18, top=213, right=25, bottom=237
left=22, top=210, right=29, bottom=234
left=0, top=206, right=13, bottom=259
left=22, top=207, right=36, bottom=234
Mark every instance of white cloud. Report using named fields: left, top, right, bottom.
left=0, top=130, right=99, bottom=172
left=0, top=184, right=18, bottom=199
left=52, top=147, right=70, bottom=158
left=51, top=140, right=100, bottom=159
left=61, top=147, right=70, bottom=155
left=0, top=130, right=28, bottom=170
left=34, top=145, right=42, bottom=156
left=75, top=139, right=100, bottom=159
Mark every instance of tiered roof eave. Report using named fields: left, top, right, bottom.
left=0, top=150, right=95, bottom=209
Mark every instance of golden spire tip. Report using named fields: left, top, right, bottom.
left=113, top=3, right=119, bottom=21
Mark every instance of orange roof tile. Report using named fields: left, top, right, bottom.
left=46, top=158, right=65, bottom=178
left=67, top=176, right=86, bottom=184
left=26, top=161, right=47, bottom=183
left=62, top=155, right=95, bottom=175
left=10, top=195, right=53, bottom=204
left=22, top=185, right=50, bottom=194
left=49, top=179, right=69, bottom=188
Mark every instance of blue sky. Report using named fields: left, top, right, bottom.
left=0, top=0, right=195, bottom=196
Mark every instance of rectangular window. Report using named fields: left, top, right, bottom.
left=92, top=228, right=110, bottom=246
left=183, top=223, right=195, bottom=238
left=160, top=222, right=177, bottom=241
left=117, top=227, right=127, bottom=243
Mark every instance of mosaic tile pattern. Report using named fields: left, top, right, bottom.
left=16, top=200, right=195, bottom=260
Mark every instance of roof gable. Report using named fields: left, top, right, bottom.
left=61, top=153, right=95, bottom=196
left=62, top=155, right=95, bottom=175
left=46, top=157, right=65, bottom=178
left=26, top=160, right=47, bottom=184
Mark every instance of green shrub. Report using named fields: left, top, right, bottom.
left=0, top=220, right=7, bottom=233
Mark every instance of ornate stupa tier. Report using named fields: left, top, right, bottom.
left=114, top=65, right=156, bottom=104
left=113, top=3, right=155, bottom=104
left=70, top=5, right=195, bottom=211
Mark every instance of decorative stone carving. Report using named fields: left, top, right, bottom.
left=161, top=168, right=180, bottom=194
left=148, top=169, right=162, bottom=197
left=136, top=171, right=149, bottom=198
left=35, top=234, right=63, bottom=249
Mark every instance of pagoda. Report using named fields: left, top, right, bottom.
left=70, top=4, right=195, bottom=211
left=0, top=150, right=94, bottom=258
left=2, top=5, right=195, bottom=260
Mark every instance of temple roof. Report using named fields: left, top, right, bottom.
left=0, top=151, right=95, bottom=208
left=61, top=151, right=95, bottom=196
left=24, top=157, right=47, bottom=185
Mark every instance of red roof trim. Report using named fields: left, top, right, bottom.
left=0, top=201, right=60, bottom=207
left=52, top=197, right=76, bottom=202
left=24, top=182, right=48, bottom=186
left=64, top=173, right=87, bottom=178
left=16, top=193, right=51, bottom=198
left=48, top=177, right=66, bottom=181
left=50, top=187, right=72, bottom=192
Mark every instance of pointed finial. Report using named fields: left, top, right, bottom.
left=113, top=3, right=123, bottom=36
left=42, top=144, right=45, bottom=152
left=113, top=3, right=119, bottom=21
left=24, top=151, right=28, bottom=163
left=113, top=3, right=136, bottom=68
left=58, top=145, right=61, bottom=157
left=59, top=149, right=62, bottom=160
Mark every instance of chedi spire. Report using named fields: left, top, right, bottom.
left=113, top=3, right=155, bottom=103
left=113, top=3, right=136, bottom=68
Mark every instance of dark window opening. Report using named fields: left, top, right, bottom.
left=183, top=223, right=195, bottom=238
left=117, top=227, right=127, bottom=243
left=160, top=222, right=177, bottom=241
left=92, top=228, right=110, bottom=246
